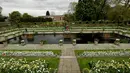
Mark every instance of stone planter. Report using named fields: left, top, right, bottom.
left=94, top=39, right=99, bottom=45
left=21, top=40, right=26, bottom=46
left=72, top=39, right=76, bottom=46
left=114, top=39, right=120, bottom=45
left=59, top=40, right=63, bottom=46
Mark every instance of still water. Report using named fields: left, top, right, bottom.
left=8, top=33, right=130, bottom=44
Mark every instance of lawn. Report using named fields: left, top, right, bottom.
left=75, top=50, right=130, bottom=72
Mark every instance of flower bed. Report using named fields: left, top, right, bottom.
left=0, top=51, right=59, bottom=57
left=0, top=58, right=57, bottom=73
left=84, top=59, right=130, bottom=73
left=79, top=51, right=130, bottom=57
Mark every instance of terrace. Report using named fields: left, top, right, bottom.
left=0, top=23, right=130, bottom=73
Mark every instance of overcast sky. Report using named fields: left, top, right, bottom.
left=0, top=0, right=78, bottom=16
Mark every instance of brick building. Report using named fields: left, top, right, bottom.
left=44, top=15, right=64, bottom=22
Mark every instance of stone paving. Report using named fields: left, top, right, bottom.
left=0, top=44, right=130, bottom=73
left=1, top=44, right=130, bottom=50
left=58, top=47, right=81, bottom=73
left=0, top=44, right=62, bottom=50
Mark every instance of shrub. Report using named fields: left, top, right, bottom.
left=82, top=68, right=90, bottom=73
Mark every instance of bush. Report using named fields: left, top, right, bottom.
left=0, top=17, right=5, bottom=22
left=40, top=40, right=48, bottom=45
left=82, top=68, right=90, bottom=73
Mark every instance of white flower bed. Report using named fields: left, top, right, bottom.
left=0, top=58, right=57, bottom=73
left=79, top=51, right=130, bottom=57
left=0, top=51, right=59, bottom=57
left=87, top=59, right=130, bottom=73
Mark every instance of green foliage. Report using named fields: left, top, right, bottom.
left=0, top=16, right=5, bottom=22
left=9, top=11, right=21, bottom=24
left=20, top=17, right=53, bottom=22
left=0, top=58, right=59, bottom=73
left=89, top=60, right=130, bottom=73
left=82, top=68, right=90, bottom=73
left=120, top=39, right=129, bottom=43
left=22, top=13, right=32, bottom=19
left=40, top=40, right=48, bottom=45
left=64, top=13, right=75, bottom=22
left=73, top=0, right=130, bottom=23
left=75, top=0, right=95, bottom=21
left=46, top=11, right=50, bottom=16
left=78, top=57, right=129, bottom=71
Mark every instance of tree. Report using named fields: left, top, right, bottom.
left=75, top=0, right=96, bottom=21
left=63, top=13, right=75, bottom=22
left=9, top=11, right=21, bottom=27
left=94, top=0, right=110, bottom=20
left=0, top=16, right=5, bottom=22
left=111, top=0, right=130, bottom=21
left=46, top=11, right=50, bottom=16
left=75, top=0, right=111, bottom=21
left=22, top=13, right=32, bottom=19
left=107, top=5, right=123, bottom=21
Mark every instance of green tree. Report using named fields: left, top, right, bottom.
left=94, top=0, right=111, bottom=20
left=75, top=0, right=95, bottom=21
left=75, top=0, right=111, bottom=21
left=63, top=13, right=75, bottom=22
left=9, top=11, right=21, bottom=27
left=22, top=13, right=32, bottom=19
left=110, top=0, right=130, bottom=22
left=46, top=11, right=50, bottom=16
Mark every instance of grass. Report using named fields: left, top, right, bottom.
left=0, top=56, right=60, bottom=68
left=0, top=50, right=61, bottom=55
left=77, top=57, right=130, bottom=71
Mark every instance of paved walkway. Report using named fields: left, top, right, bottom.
left=1, top=44, right=130, bottom=50
left=58, top=47, right=81, bottom=73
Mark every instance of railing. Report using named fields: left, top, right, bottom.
left=0, top=26, right=130, bottom=42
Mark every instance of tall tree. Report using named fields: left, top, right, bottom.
left=9, top=11, right=21, bottom=27
left=63, top=13, right=75, bottom=22
left=111, top=0, right=130, bottom=21
left=94, top=0, right=110, bottom=20
left=75, top=0, right=95, bottom=21
left=22, top=13, right=32, bottom=19
left=46, top=11, right=50, bottom=16
left=75, top=0, right=111, bottom=21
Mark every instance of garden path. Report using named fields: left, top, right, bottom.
left=58, top=47, right=81, bottom=73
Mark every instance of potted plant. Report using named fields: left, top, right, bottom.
left=40, top=40, right=48, bottom=46
left=40, top=40, right=44, bottom=46
left=82, top=68, right=90, bottom=73
left=94, top=39, right=99, bottom=45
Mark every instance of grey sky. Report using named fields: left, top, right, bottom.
left=0, top=0, right=78, bottom=16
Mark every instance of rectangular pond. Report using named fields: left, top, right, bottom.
left=8, top=33, right=130, bottom=44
